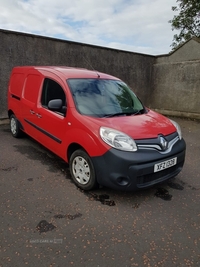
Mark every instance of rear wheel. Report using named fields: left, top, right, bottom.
left=10, top=114, right=22, bottom=138
left=69, top=149, right=97, bottom=190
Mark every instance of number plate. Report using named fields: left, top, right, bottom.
left=154, top=157, right=177, bottom=173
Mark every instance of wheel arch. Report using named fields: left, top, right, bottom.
left=65, top=128, right=108, bottom=162
left=67, top=143, right=87, bottom=162
left=8, top=109, right=14, bottom=118
left=9, top=112, right=24, bottom=132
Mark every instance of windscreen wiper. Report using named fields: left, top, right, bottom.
left=103, top=111, right=141, bottom=118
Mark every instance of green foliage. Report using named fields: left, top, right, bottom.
left=169, top=0, right=200, bottom=49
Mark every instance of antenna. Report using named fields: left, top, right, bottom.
left=82, top=54, right=101, bottom=78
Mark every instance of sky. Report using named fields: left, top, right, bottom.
left=0, top=0, right=178, bottom=55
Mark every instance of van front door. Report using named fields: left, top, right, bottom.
left=34, top=77, right=67, bottom=159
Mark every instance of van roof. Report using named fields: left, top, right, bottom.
left=13, top=66, right=118, bottom=80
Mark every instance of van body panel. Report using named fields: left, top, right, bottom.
left=7, top=66, right=186, bottom=191
left=21, top=73, right=43, bottom=139
left=8, top=71, right=26, bottom=122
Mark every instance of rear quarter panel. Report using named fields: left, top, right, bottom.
left=8, top=70, right=26, bottom=119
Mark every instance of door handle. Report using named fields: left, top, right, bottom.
left=36, top=113, right=42, bottom=118
left=30, top=110, right=35, bottom=115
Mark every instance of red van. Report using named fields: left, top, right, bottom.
left=7, top=66, right=186, bottom=191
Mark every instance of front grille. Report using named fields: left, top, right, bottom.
left=136, top=132, right=179, bottom=154
left=137, top=162, right=183, bottom=188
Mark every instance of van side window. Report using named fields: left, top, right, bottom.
left=41, top=78, right=66, bottom=114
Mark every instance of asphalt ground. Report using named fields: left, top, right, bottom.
left=0, top=117, right=200, bottom=267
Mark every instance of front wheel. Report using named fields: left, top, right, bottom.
left=10, top=114, right=22, bottom=138
left=69, top=149, right=97, bottom=190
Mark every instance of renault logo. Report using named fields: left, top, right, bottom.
left=159, top=136, right=168, bottom=150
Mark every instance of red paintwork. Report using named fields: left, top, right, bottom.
left=81, top=109, right=176, bottom=140
left=8, top=66, right=176, bottom=161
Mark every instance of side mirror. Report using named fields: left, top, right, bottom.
left=48, top=99, right=63, bottom=111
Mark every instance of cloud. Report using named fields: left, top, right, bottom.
left=0, top=0, right=178, bottom=55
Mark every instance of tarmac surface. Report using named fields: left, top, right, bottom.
left=0, top=117, right=200, bottom=267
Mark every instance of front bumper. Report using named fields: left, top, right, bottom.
left=91, top=137, right=186, bottom=191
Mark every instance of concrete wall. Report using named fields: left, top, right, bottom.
left=1, top=29, right=200, bottom=121
left=157, top=38, right=200, bottom=64
left=0, top=29, right=155, bottom=119
left=151, top=38, right=200, bottom=119
left=151, top=60, right=200, bottom=116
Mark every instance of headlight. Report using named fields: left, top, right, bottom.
left=100, top=127, right=137, bottom=151
left=170, top=119, right=182, bottom=140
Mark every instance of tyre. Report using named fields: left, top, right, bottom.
left=10, top=114, right=22, bottom=138
left=69, top=149, right=97, bottom=190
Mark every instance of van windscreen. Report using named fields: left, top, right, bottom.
left=67, top=79, right=145, bottom=118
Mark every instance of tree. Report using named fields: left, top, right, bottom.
left=169, top=0, right=200, bottom=50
